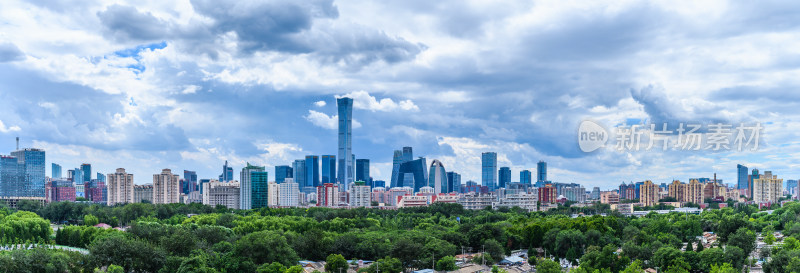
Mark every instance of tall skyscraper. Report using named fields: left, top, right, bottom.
left=498, top=167, right=511, bottom=189
left=153, top=169, right=180, bottom=204
left=390, top=150, right=404, bottom=188
left=737, top=164, right=748, bottom=189
left=184, top=170, right=198, bottom=193
left=219, top=161, right=233, bottom=182
left=402, top=147, right=413, bottom=162
left=107, top=168, right=134, bottom=205
left=321, top=155, right=336, bottom=184
left=293, top=159, right=308, bottom=192
left=537, top=161, right=547, bottom=182
left=81, top=163, right=92, bottom=182
left=52, top=163, right=61, bottom=179
left=481, top=152, right=497, bottom=191
left=240, top=163, right=266, bottom=210
left=428, top=160, right=447, bottom=194
left=337, top=97, right=354, bottom=190
left=446, top=172, right=461, bottom=193
left=275, top=165, right=293, bottom=183
left=356, top=159, right=370, bottom=182
left=520, top=170, right=532, bottom=185
left=397, top=157, right=428, bottom=192
left=240, top=163, right=267, bottom=210
left=305, top=155, right=320, bottom=189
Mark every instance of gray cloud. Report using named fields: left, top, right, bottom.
left=97, top=5, right=171, bottom=42
left=0, top=43, right=24, bottom=62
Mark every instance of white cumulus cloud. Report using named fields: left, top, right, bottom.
left=337, top=90, right=419, bottom=112
left=304, top=110, right=362, bottom=130
left=0, top=120, right=21, bottom=133
left=314, top=100, right=327, bottom=107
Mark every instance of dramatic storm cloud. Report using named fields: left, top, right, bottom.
left=1, top=0, right=799, bottom=188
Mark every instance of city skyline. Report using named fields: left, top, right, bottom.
left=1, top=1, right=799, bottom=189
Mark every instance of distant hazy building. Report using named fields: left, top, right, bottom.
left=482, top=152, right=497, bottom=191
left=753, top=171, right=783, bottom=203
left=107, top=168, right=134, bottom=205
left=293, top=159, right=307, bottom=192
left=219, top=161, right=233, bottom=182
left=96, top=173, right=105, bottom=183
left=183, top=170, right=198, bottom=194
left=498, top=167, right=511, bottom=189
left=537, top=161, right=547, bottom=182
left=356, top=159, right=370, bottom=182
left=321, top=155, right=336, bottom=184
left=349, top=181, right=371, bottom=207
left=390, top=147, right=415, bottom=188
left=337, top=97, right=354, bottom=190
left=787, top=180, right=798, bottom=196
left=590, top=187, right=601, bottom=200
left=275, top=165, right=293, bottom=183
left=446, top=172, right=461, bottom=194
left=51, top=163, right=62, bottom=179
left=48, top=179, right=75, bottom=202
left=80, top=163, right=91, bottom=183
left=153, top=169, right=180, bottom=204
left=428, top=160, right=447, bottom=194
left=520, top=170, right=532, bottom=185
left=737, top=164, right=748, bottom=190
left=203, top=180, right=240, bottom=209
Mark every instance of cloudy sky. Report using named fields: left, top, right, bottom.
left=1, top=0, right=799, bottom=189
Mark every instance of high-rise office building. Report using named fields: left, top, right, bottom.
left=321, top=155, right=336, bottom=184
left=373, top=180, right=386, bottom=188
left=397, top=157, right=428, bottom=192
left=737, top=164, right=748, bottom=190
left=52, top=163, right=61, bottom=179
left=183, top=170, right=198, bottom=193
left=391, top=150, right=404, bottom=188
left=356, top=159, right=370, bottom=182
left=80, top=163, right=91, bottom=182
left=402, top=147, right=413, bottom=162
left=305, top=155, right=320, bottom=189
left=537, top=161, right=547, bottom=182
left=337, top=97, right=354, bottom=190
left=2, top=148, right=46, bottom=198
left=293, top=159, right=308, bottom=192
left=219, top=161, right=233, bottom=182
left=153, top=169, right=180, bottom=204
left=107, top=168, right=134, bottom=205
left=590, top=187, right=601, bottom=200
left=240, top=163, right=267, bottom=210
left=498, top=167, right=511, bottom=189
left=275, top=165, right=293, bottom=183
left=520, top=170, right=532, bottom=185
left=446, top=172, right=461, bottom=193
left=481, top=152, right=497, bottom=191
left=428, top=160, right=447, bottom=194
left=97, top=173, right=105, bottom=183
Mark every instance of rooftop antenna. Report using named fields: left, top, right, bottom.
left=16, top=137, right=19, bottom=150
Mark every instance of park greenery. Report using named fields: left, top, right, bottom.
left=2, top=200, right=800, bottom=272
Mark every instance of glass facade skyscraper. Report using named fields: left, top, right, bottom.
left=219, top=161, right=233, bottom=182
left=52, top=163, right=61, bottom=179
left=97, top=173, right=106, bottom=183
left=81, top=163, right=91, bottom=182
left=293, top=159, right=308, bottom=192
left=428, top=160, right=447, bottom=194
left=498, top=167, right=511, bottom=189
left=397, top=157, right=428, bottom=192
left=390, top=150, right=403, bottom=188
left=520, top=170, right=532, bottom=185
left=305, top=155, right=320, bottom=189
left=275, top=165, right=293, bottom=183
left=537, top=161, right=547, bottom=182
left=481, top=152, right=497, bottom=191
left=446, top=171, right=461, bottom=193
left=240, top=163, right=267, bottom=210
left=356, top=159, right=370, bottom=182
left=737, top=164, right=748, bottom=189
left=321, top=155, right=336, bottom=184
left=2, top=148, right=47, bottom=197
left=184, top=170, right=198, bottom=193
left=337, top=97, right=354, bottom=191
